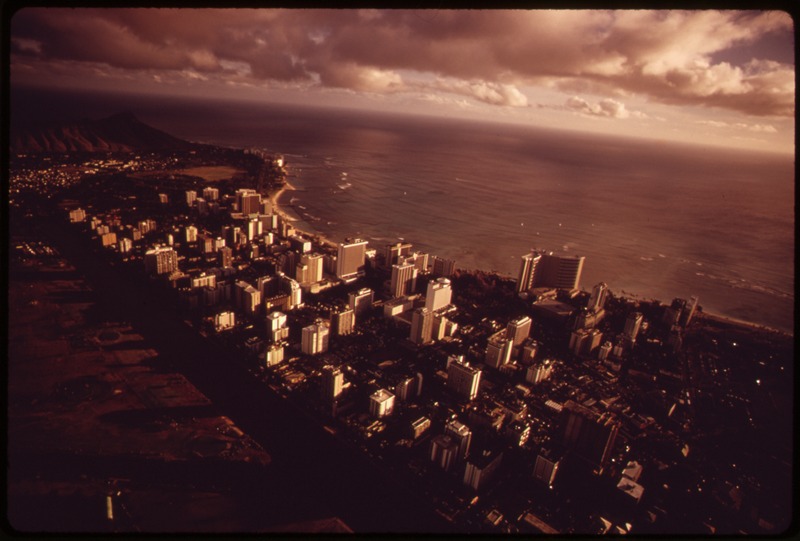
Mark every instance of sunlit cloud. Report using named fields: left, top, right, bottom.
left=421, top=78, right=529, bottom=107
left=11, top=8, right=794, bottom=118
left=565, top=96, right=632, bottom=118
left=696, top=119, right=778, bottom=133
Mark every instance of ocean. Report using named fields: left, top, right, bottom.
left=12, top=87, right=795, bottom=333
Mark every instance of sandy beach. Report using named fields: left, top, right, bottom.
left=269, top=180, right=338, bottom=250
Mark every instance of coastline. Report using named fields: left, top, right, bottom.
left=694, top=310, right=792, bottom=337
left=262, top=162, right=791, bottom=339
left=269, top=180, right=337, bottom=250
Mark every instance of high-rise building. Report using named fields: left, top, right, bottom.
left=118, top=237, right=133, bottom=253
left=485, top=334, right=513, bottom=369
left=218, top=246, right=233, bottom=268
left=185, top=190, right=197, bottom=207
left=520, top=339, right=539, bottom=365
left=348, top=288, right=374, bottom=316
left=598, top=341, right=613, bottom=361
left=202, top=186, right=219, bottom=201
left=235, top=280, right=261, bottom=316
left=409, top=252, right=429, bottom=274
left=517, top=250, right=585, bottom=292
left=297, top=253, right=323, bottom=285
left=394, top=373, right=423, bottom=402
left=623, top=312, right=644, bottom=341
left=100, top=231, right=117, bottom=247
left=144, top=246, right=178, bottom=275
left=236, top=188, right=261, bottom=215
left=429, top=434, right=459, bottom=472
left=431, top=313, right=457, bottom=341
left=462, top=447, right=504, bottom=491
left=265, top=343, right=284, bottom=367
left=570, top=328, right=602, bottom=356
left=507, top=315, right=532, bottom=347
left=410, top=416, right=431, bottom=440
left=332, top=308, right=355, bottom=336
left=533, top=448, right=562, bottom=488
left=301, top=321, right=330, bottom=355
left=336, top=238, right=368, bottom=280
left=444, top=419, right=472, bottom=461
left=559, top=400, right=620, bottom=473
left=68, top=208, right=86, bottom=223
left=410, top=307, right=434, bottom=345
left=198, top=232, right=213, bottom=253
left=680, top=296, right=699, bottom=327
left=277, top=273, right=303, bottom=309
left=266, top=311, right=289, bottom=343
left=246, top=217, right=262, bottom=241
left=260, top=213, right=278, bottom=231
left=525, top=358, right=553, bottom=384
left=447, top=360, right=481, bottom=401
left=195, top=197, right=207, bottom=215
left=431, top=256, right=456, bottom=277
left=191, top=272, right=216, bottom=289
left=185, top=225, right=198, bottom=243
left=369, top=389, right=395, bottom=418
left=516, top=250, right=542, bottom=293
left=542, top=253, right=585, bottom=290
left=587, top=282, right=608, bottom=312
left=587, top=328, right=603, bottom=354
left=384, top=242, right=413, bottom=268
left=321, top=365, right=344, bottom=401
left=289, top=235, right=312, bottom=254
left=214, top=311, right=236, bottom=332
left=391, top=262, right=417, bottom=298
left=425, top=277, right=452, bottom=312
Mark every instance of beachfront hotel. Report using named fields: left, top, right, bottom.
left=336, top=238, right=368, bottom=281
left=517, top=250, right=586, bottom=293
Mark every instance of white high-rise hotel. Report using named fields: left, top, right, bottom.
left=425, top=277, right=452, bottom=312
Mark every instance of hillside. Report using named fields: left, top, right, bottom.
left=11, top=112, right=195, bottom=153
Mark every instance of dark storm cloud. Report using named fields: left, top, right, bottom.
left=10, top=8, right=795, bottom=116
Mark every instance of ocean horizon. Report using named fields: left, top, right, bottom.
left=11, top=86, right=795, bottom=334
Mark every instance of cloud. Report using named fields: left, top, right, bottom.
left=426, top=79, right=529, bottom=107
left=10, top=8, right=795, bottom=116
left=696, top=119, right=778, bottom=133
left=565, top=96, right=632, bottom=118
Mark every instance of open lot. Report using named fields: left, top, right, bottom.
left=7, top=246, right=271, bottom=532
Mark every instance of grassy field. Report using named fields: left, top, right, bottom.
left=178, top=165, right=244, bottom=181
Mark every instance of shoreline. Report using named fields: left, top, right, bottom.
left=442, top=266, right=793, bottom=337
left=262, top=163, right=792, bottom=339
left=694, top=310, right=792, bottom=337
left=269, top=180, right=337, bottom=250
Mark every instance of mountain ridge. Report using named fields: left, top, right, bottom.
left=11, top=112, right=195, bottom=153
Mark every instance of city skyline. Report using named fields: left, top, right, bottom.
left=9, top=8, right=795, bottom=153
left=7, top=95, right=794, bottom=534
left=6, top=6, right=795, bottom=535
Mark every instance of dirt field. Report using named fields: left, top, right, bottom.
left=7, top=242, right=270, bottom=532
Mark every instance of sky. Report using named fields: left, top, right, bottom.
left=9, top=8, right=795, bottom=154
